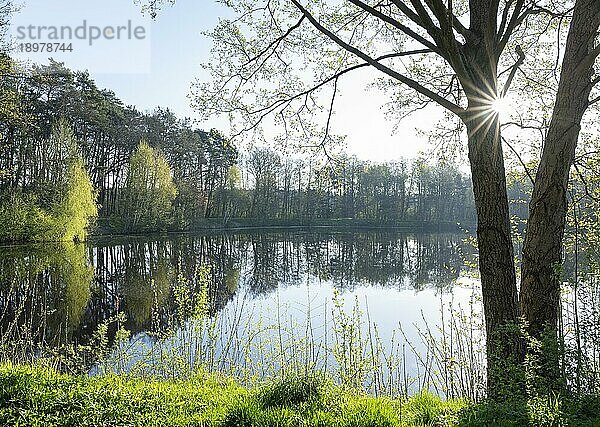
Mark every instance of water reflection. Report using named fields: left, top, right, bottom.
left=0, top=230, right=474, bottom=358
left=0, top=243, right=93, bottom=347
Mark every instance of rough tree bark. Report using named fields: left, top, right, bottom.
left=458, top=10, right=522, bottom=396
left=520, top=0, right=600, bottom=385
left=465, top=111, right=521, bottom=392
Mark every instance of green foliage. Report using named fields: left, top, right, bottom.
left=1, top=364, right=599, bottom=427
left=51, top=158, right=98, bottom=242
left=331, top=290, right=370, bottom=389
left=0, top=192, right=56, bottom=242
left=123, top=140, right=177, bottom=232
left=0, top=163, right=97, bottom=243
left=457, top=395, right=600, bottom=427
left=0, top=364, right=246, bottom=427
left=258, top=374, right=327, bottom=409
left=402, top=391, right=465, bottom=426
left=0, top=120, right=97, bottom=243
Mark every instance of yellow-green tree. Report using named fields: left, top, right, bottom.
left=123, top=140, right=177, bottom=231
left=0, top=119, right=97, bottom=243
left=52, top=157, right=98, bottom=242
left=45, top=120, right=97, bottom=242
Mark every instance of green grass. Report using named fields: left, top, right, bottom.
left=1, top=364, right=599, bottom=427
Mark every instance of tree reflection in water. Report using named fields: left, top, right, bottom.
left=0, top=231, right=474, bottom=365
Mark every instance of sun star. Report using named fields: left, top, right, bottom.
left=491, top=95, right=514, bottom=121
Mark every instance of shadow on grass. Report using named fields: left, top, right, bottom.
left=456, top=395, right=600, bottom=427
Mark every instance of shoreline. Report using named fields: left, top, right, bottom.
left=0, top=220, right=473, bottom=248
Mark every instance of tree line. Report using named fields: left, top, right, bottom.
left=0, top=58, right=477, bottom=240
left=232, top=148, right=476, bottom=225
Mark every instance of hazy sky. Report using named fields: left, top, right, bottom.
left=10, top=0, right=441, bottom=162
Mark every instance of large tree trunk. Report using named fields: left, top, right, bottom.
left=465, top=111, right=522, bottom=396
left=457, top=33, right=522, bottom=395
left=520, top=0, right=600, bottom=386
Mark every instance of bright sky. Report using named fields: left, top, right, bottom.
left=9, top=0, right=442, bottom=162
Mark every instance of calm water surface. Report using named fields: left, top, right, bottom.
left=0, top=229, right=483, bottom=392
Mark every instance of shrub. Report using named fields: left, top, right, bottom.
left=258, top=374, right=326, bottom=409
left=0, top=192, right=55, bottom=242
left=402, top=391, right=465, bottom=427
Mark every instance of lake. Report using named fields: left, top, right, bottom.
left=0, top=229, right=486, bottom=397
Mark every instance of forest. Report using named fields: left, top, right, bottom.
left=0, top=59, right=478, bottom=240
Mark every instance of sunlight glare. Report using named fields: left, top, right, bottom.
left=491, top=95, right=514, bottom=121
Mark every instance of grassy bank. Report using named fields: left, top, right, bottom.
left=1, top=364, right=599, bottom=427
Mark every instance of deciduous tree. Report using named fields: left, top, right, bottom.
left=123, top=140, right=177, bottom=231
left=171, top=0, right=600, bottom=394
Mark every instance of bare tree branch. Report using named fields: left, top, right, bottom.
left=389, top=0, right=427, bottom=27
left=290, top=0, right=466, bottom=118
left=407, top=0, right=446, bottom=46
left=242, top=16, right=306, bottom=68
left=573, top=162, right=600, bottom=202
left=346, top=0, right=442, bottom=54
left=502, top=136, right=534, bottom=185
left=435, top=0, right=473, bottom=41
left=218, top=49, right=433, bottom=137
left=498, top=0, right=526, bottom=54
left=500, top=45, right=525, bottom=97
